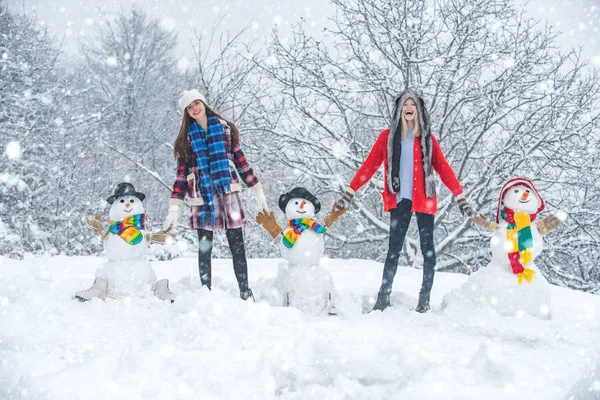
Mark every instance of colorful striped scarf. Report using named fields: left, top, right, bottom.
left=188, top=115, right=231, bottom=226
left=501, top=205, right=536, bottom=283
left=108, top=214, right=146, bottom=245
left=282, top=218, right=327, bottom=248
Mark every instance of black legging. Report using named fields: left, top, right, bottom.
left=379, top=199, right=436, bottom=296
left=197, top=228, right=249, bottom=292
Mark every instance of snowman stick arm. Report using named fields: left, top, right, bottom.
left=471, top=214, right=497, bottom=231
left=145, top=227, right=175, bottom=243
left=256, top=211, right=283, bottom=239
left=263, top=221, right=283, bottom=239
left=323, top=205, right=348, bottom=228
left=85, top=213, right=109, bottom=240
left=536, top=215, right=563, bottom=235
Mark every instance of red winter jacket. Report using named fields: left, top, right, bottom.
left=349, top=129, right=463, bottom=214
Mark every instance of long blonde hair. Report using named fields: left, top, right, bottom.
left=400, top=103, right=420, bottom=139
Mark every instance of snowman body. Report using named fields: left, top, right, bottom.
left=96, top=195, right=157, bottom=296
left=279, top=229, right=325, bottom=267
left=490, top=220, right=543, bottom=270
left=273, top=197, right=336, bottom=313
left=444, top=183, right=551, bottom=319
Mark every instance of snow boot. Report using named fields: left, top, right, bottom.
left=415, top=291, right=431, bottom=313
left=154, top=279, right=176, bottom=303
left=326, top=293, right=337, bottom=316
left=240, top=288, right=255, bottom=302
left=74, top=277, right=108, bottom=302
left=370, top=291, right=391, bottom=312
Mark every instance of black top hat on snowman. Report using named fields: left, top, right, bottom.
left=278, top=187, right=322, bottom=214
left=107, top=182, right=146, bottom=204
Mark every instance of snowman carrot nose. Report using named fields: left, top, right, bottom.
left=300, top=200, right=306, bottom=208
left=126, top=203, right=131, bottom=207
left=521, top=192, right=529, bottom=201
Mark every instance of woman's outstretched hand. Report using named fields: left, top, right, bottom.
left=250, top=183, right=269, bottom=212
left=456, top=194, right=475, bottom=218
left=162, top=204, right=181, bottom=231
left=334, top=187, right=355, bottom=212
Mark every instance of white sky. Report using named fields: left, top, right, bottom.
left=6, top=0, right=600, bottom=65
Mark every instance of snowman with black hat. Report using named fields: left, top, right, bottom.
left=74, top=182, right=176, bottom=302
left=256, top=187, right=347, bottom=315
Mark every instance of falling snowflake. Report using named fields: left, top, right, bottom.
left=5, top=141, right=21, bottom=160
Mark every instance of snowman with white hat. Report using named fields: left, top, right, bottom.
left=444, top=178, right=566, bottom=319
left=256, top=187, right=347, bottom=315
left=74, top=182, right=176, bottom=302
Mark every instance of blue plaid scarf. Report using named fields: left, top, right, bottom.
left=188, top=115, right=231, bottom=225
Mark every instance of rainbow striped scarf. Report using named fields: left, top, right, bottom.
left=108, top=214, right=146, bottom=245
left=282, top=218, right=327, bottom=249
left=501, top=206, right=536, bottom=284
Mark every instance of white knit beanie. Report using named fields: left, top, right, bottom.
left=178, top=89, right=207, bottom=112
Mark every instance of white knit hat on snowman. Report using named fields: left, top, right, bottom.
left=178, top=89, right=207, bottom=113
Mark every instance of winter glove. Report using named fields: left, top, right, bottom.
left=456, top=194, right=475, bottom=218
left=334, top=187, right=355, bottom=212
left=250, top=182, right=269, bottom=212
left=536, top=213, right=565, bottom=235
left=471, top=214, right=498, bottom=231
left=85, top=212, right=108, bottom=240
left=146, top=227, right=176, bottom=244
left=162, top=204, right=181, bottom=231
left=256, top=210, right=283, bottom=239
left=324, top=204, right=348, bottom=228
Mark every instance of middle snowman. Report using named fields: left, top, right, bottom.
left=256, top=187, right=346, bottom=315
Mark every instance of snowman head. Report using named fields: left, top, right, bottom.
left=107, top=182, right=146, bottom=221
left=109, top=195, right=146, bottom=221
left=502, top=184, right=540, bottom=214
left=496, top=178, right=545, bottom=222
left=279, top=187, right=321, bottom=220
left=285, top=198, right=316, bottom=220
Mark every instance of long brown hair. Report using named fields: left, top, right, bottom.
left=173, top=102, right=241, bottom=161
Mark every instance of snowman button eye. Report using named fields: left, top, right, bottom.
left=120, top=199, right=125, bottom=203
left=295, top=201, right=298, bottom=204
left=130, top=199, right=135, bottom=203
left=514, top=190, right=519, bottom=193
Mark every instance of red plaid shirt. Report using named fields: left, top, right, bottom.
left=170, top=124, right=259, bottom=202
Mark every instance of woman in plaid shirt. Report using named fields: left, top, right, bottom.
left=163, top=90, right=268, bottom=301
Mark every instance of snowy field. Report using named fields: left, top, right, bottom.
left=0, top=254, right=599, bottom=400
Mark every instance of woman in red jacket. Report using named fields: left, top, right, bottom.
left=335, top=90, right=475, bottom=313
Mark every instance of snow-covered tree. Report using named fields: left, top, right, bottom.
left=256, top=0, right=600, bottom=291
left=0, top=2, right=77, bottom=257
left=75, top=7, right=181, bottom=233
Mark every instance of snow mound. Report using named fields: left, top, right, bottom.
left=257, top=261, right=335, bottom=314
left=441, top=263, right=551, bottom=320
left=0, top=255, right=598, bottom=399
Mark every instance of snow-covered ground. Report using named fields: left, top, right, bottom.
left=0, top=254, right=598, bottom=400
